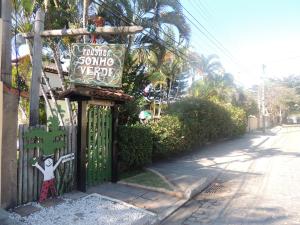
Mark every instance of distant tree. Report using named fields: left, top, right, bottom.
left=188, top=53, right=223, bottom=83
left=264, top=80, right=300, bottom=122
left=189, top=71, right=236, bottom=103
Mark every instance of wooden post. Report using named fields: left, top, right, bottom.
left=29, top=9, right=44, bottom=126
left=83, top=0, right=90, bottom=43
left=0, top=0, right=18, bottom=208
left=111, top=105, right=119, bottom=183
left=77, top=101, right=87, bottom=192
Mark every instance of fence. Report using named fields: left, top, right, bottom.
left=17, top=125, right=77, bottom=205
left=247, top=116, right=258, bottom=132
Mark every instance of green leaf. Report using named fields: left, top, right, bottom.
left=21, top=0, right=33, bottom=14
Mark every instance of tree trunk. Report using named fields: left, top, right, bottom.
left=157, top=83, right=162, bottom=118
left=29, top=9, right=44, bottom=126
left=167, top=77, right=173, bottom=104
left=83, top=0, right=90, bottom=43
left=40, top=83, right=55, bottom=118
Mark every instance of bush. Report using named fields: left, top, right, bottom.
left=119, top=97, right=247, bottom=169
left=148, top=115, right=185, bottom=158
left=148, top=98, right=247, bottom=158
left=118, top=124, right=153, bottom=170
left=225, top=104, right=247, bottom=136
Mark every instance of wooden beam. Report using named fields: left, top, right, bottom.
left=22, top=26, right=143, bottom=38
left=2, top=83, right=29, bottom=99
left=111, top=105, right=119, bottom=183
left=77, top=101, right=87, bottom=192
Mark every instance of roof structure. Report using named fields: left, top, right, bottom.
left=43, top=66, right=68, bottom=76
left=58, top=85, right=133, bottom=103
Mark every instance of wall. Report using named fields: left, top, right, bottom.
left=247, top=115, right=258, bottom=132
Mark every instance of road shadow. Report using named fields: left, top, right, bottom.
left=150, top=128, right=300, bottom=195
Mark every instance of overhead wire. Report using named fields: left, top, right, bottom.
left=194, top=0, right=213, bottom=19
left=93, top=0, right=249, bottom=78
left=189, top=1, right=209, bottom=22
left=175, top=0, right=236, bottom=61
left=177, top=0, right=252, bottom=77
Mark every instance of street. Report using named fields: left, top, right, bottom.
left=163, top=126, right=300, bottom=225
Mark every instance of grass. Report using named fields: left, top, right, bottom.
left=120, top=169, right=144, bottom=179
left=121, top=170, right=173, bottom=191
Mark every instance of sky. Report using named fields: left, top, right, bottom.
left=13, top=1, right=300, bottom=87
left=182, top=0, right=300, bottom=87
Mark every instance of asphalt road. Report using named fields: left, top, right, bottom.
left=163, top=126, right=300, bottom=225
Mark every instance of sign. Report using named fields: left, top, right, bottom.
left=69, top=43, right=126, bottom=88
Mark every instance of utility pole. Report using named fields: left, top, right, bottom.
left=0, top=0, right=18, bottom=208
left=261, top=64, right=266, bottom=133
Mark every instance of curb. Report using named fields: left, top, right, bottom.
left=270, top=125, right=282, bottom=133
left=157, top=198, right=187, bottom=221
left=183, top=174, right=220, bottom=200
left=118, top=180, right=184, bottom=199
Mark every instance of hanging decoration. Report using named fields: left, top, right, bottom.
left=87, top=16, right=105, bottom=43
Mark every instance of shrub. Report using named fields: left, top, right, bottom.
left=118, top=124, right=153, bottom=170
left=167, top=98, right=233, bottom=146
left=119, top=97, right=247, bottom=168
left=150, top=97, right=247, bottom=157
left=148, top=115, right=185, bottom=158
left=225, top=104, right=247, bottom=136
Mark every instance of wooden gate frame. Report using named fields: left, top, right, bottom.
left=58, top=86, right=133, bottom=192
left=77, top=100, right=117, bottom=192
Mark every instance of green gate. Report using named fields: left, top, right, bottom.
left=87, top=105, right=112, bottom=186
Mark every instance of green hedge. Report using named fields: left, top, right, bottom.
left=118, top=124, right=153, bottom=170
left=149, top=115, right=185, bottom=158
left=149, top=98, right=247, bottom=158
left=119, top=97, right=247, bottom=169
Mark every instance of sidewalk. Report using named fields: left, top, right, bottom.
left=148, top=131, right=276, bottom=200
left=87, top=183, right=186, bottom=221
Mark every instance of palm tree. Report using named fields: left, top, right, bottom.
left=161, top=52, right=185, bottom=103
left=189, top=53, right=223, bottom=83
left=94, top=0, right=190, bottom=60
left=148, top=71, right=167, bottom=118
left=189, top=71, right=236, bottom=103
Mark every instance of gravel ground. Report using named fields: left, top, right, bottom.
left=10, top=194, right=158, bottom=225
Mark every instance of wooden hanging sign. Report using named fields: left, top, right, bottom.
left=69, top=43, right=126, bottom=88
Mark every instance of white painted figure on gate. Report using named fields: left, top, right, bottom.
left=32, top=154, right=74, bottom=202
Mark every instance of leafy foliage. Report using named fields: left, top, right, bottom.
left=119, top=53, right=149, bottom=125
left=149, top=115, right=184, bottom=158
left=148, top=98, right=247, bottom=158
left=119, top=124, right=153, bottom=170
left=120, top=98, right=247, bottom=169
left=44, top=1, right=79, bottom=30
